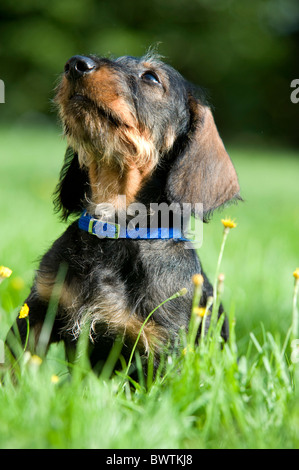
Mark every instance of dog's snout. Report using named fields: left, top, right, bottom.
left=64, top=55, right=96, bottom=80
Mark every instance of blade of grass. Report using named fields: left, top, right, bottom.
left=100, top=336, right=123, bottom=381
left=121, top=287, right=188, bottom=387
left=291, top=274, right=299, bottom=343
left=37, top=262, right=68, bottom=357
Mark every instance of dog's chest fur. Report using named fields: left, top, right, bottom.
left=35, top=223, right=205, bottom=353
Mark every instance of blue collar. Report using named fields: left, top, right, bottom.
left=78, top=210, right=189, bottom=241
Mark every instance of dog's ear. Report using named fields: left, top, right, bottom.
left=53, top=147, right=90, bottom=220
left=166, top=97, right=240, bottom=219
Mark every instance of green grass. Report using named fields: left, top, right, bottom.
left=0, top=125, right=299, bottom=449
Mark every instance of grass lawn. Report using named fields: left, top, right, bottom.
left=0, top=125, right=299, bottom=449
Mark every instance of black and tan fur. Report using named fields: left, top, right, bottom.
left=11, top=53, right=240, bottom=372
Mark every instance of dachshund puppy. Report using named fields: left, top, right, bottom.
left=14, top=53, right=240, bottom=371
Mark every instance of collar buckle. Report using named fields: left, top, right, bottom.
left=89, top=217, right=120, bottom=239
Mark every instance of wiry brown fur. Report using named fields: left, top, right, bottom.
left=8, top=53, right=240, bottom=375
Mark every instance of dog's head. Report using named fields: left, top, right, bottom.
left=54, top=53, right=240, bottom=219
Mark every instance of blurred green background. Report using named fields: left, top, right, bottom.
left=0, top=0, right=299, bottom=146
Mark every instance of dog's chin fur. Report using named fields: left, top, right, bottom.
left=65, top=129, right=160, bottom=175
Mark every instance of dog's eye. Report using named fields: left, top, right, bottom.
left=141, top=71, right=160, bottom=85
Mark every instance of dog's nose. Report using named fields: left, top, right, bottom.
left=64, top=55, right=96, bottom=80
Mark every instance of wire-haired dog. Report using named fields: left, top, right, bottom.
left=13, top=53, right=240, bottom=372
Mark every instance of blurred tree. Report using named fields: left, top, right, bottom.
left=0, top=0, right=298, bottom=146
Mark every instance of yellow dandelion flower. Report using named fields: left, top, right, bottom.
left=51, top=375, right=59, bottom=384
left=19, top=303, right=29, bottom=319
left=192, top=274, right=204, bottom=287
left=221, top=217, right=237, bottom=229
left=30, top=355, right=42, bottom=366
left=182, top=346, right=194, bottom=356
left=0, top=266, right=12, bottom=280
left=293, top=268, right=299, bottom=280
left=11, top=276, right=25, bottom=291
left=177, top=287, right=188, bottom=297
left=193, top=307, right=206, bottom=318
